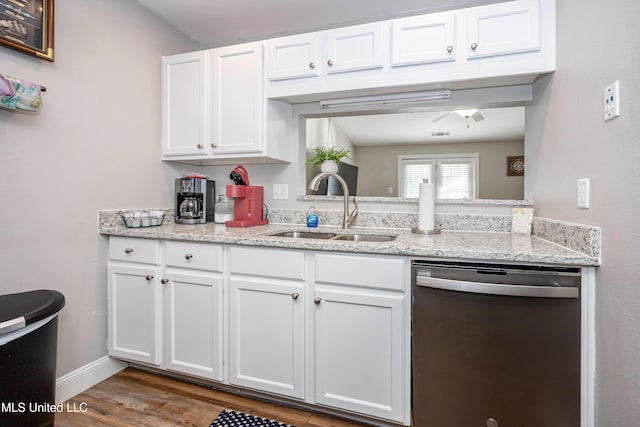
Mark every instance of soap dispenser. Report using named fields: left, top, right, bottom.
left=306, top=206, right=318, bottom=228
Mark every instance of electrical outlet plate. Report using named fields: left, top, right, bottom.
left=604, top=81, right=620, bottom=122
left=577, top=178, right=590, bottom=209
left=273, top=184, right=288, bottom=200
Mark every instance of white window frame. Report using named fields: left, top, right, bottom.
left=397, top=153, right=479, bottom=199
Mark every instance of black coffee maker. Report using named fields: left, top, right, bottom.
left=175, top=177, right=215, bottom=224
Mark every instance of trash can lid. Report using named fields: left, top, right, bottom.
left=0, top=290, right=65, bottom=335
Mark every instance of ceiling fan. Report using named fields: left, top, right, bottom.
left=433, top=109, right=485, bottom=128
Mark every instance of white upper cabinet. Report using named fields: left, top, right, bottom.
left=325, top=23, right=384, bottom=74
left=265, top=0, right=554, bottom=101
left=161, top=51, right=209, bottom=157
left=210, top=42, right=263, bottom=155
left=391, top=12, right=456, bottom=67
left=267, top=23, right=383, bottom=81
left=267, top=32, right=321, bottom=81
left=465, top=0, right=540, bottom=59
left=161, top=43, right=291, bottom=165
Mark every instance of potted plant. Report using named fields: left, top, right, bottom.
left=305, top=146, right=351, bottom=173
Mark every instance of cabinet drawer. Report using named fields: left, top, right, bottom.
left=230, top=246, right=304, bottom=280
left=315, top=253, right=405, bottom=291
left=109, top=237, right=160, bottom=265
left=165, top=241, right=223, bottom=272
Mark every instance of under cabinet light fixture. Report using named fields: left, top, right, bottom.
left=319, top=90, right=451, bottom=110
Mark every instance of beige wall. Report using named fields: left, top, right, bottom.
left=355, top=140, right=524, bottom=199
left=0, top=0, right=199, bottom=376
left=525, top=1, right=640, bottom=425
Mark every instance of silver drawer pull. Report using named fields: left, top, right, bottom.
left=309, top=62, right=315, bottom=69
left=314, top=297, right=322, bottom=305
left=185, top=253, right=193, bottom=260
left=447, top=45, right=453, bottom=53
left=161, top=278, right=169, bottom=285
left=470, top=42, right=478, bottom=50
left=145, top=275, right=154, bottom=281
left=327, top=59, right=333, bottom=66
left=124, top=248, right=134, bottom=254
left=291, top=292, right=299, bottom=300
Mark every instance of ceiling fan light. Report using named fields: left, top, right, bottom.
left=455, top=109, right=478, bottom=118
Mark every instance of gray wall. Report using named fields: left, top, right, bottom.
left=0, top=0, right=199, bottom=376
left=355, top=140, right=524, bottom=198
left=525, top=1, right=640, bottom=425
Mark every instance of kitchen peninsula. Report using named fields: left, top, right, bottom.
left=99, top=207, right=598, bottom=426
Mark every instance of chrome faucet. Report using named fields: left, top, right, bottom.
left=309, top=172, right=358, bottom=229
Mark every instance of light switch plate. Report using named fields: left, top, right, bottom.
left=577, top=178, right=590, bottom=209
left=604, top=81, right=620, bottom=122
left=273, top=184, right=288, bottom=200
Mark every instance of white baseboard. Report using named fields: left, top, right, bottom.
left=56, top=356, right=128, bottom=403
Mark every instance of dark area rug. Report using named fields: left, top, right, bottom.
left=209, top=409, right=295, bottom=427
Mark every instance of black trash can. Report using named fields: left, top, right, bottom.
left=0, top=290, right=65, bottom=427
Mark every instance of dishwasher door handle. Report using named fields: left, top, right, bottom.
left=415, top=275, right=579, bottom=298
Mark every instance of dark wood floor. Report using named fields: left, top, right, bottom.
left=55, top=368, right=372, bottom=427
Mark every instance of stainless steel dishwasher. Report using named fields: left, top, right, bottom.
left=412, top=260, right=581, bottom=427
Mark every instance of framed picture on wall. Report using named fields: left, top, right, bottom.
left=0, top=0, right=54, bottom=61
left=507, top=156, right=525, bottom=176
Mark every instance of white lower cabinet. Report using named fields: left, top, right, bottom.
left=108, top=239, right=409, bottom=424
left=228, top=246, right=306, bottom=399
left=229, top=277, right=305, bottom=398
left=108, top=237, right=162, bottom=365
left=313, top=288, right=405, bottom=422
left=313, top=252, right=409, bottom=424
left=108, top=263, right=162, bottom=365
left=108, top=237, right=224, bottom=381
left=163, top=270, right=223, bottom=381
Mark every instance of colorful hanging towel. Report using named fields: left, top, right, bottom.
left=0, top=73, right=44, bottom=112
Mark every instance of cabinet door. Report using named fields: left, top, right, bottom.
left=229, top=277, right=305, bottom=398
left=107, top=264, right=162, bottom=365
left=161, top=51, right=210, bottom=157
left=314, top=288, right=405, bottom=422
left=210, top=43, right=263, bottom=155
left=164, top=271, right=223, bottom=381
left=465, top=0, right=540, bottom=59
left=267, top=33, right=321, bottom=81
left=325, top=23, right=384, bottom=74
left=391, top=12, right=456, bottom=67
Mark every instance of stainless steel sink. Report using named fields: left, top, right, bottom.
left=331, top=234, right=397, bottom=242
left=268, top=231, right=337, bottom=239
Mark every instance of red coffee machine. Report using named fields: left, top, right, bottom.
left=225, top=165, right=268, bottom=227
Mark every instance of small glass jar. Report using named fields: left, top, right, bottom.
left=214, top=194, right=234, bottom=224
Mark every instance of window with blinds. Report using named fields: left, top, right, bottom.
left=399, top=154, right=478, bottom=199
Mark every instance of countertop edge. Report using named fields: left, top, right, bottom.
left=99, top=224, right=600, bottom=267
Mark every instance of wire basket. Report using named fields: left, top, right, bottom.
left=120, top=210, right=167, bottom=228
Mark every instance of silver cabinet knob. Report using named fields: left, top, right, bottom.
left=145, top=275, right=154, bottom=281
left=124, top=248, right=134, bottom=254
left=327, top=59, right=333, bottom=66
left=309, top=62, right=315, bottom=69
left=291, top=292, right=300, bottom=300
left=447, top=45, right=454, bottom=53
left=161, top=278, right=169, bottom=285
left=197, top=144, right=204, bottom=149
left=471, top=42, right=478, bottom=50
left=314, top=297, right=322, bottom=305
left=184, top=253, right=193, bottom=260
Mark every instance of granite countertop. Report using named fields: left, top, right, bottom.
left=99, top=222, right=599, bottom=267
